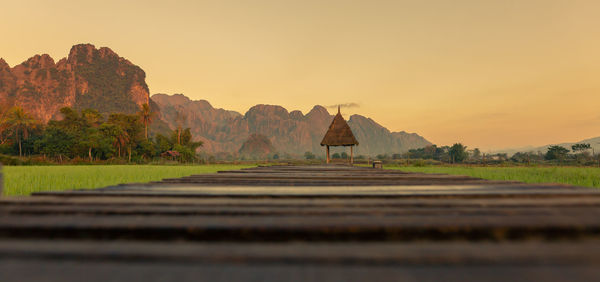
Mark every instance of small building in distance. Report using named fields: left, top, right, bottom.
left=320, top=106, right=359, bottom=164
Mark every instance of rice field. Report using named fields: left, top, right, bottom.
left=3, top=164, right=599, bottom=196
left=388, top=166, right=600, bottom=188
left=1, top=165, right=255, bottom=196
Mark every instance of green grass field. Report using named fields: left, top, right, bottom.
left=1, top=165, right=255, bottom=196
left=388, top=166, right=600, bottom=188
left=3, top=164, right=599, bottom=196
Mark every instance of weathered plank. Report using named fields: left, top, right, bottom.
left=1, top=164, right=599, bottom=282
left=1, top=240, right=600, bottom=265
left=5, top=195, right=600, bottom=207
left=1, top=213, right=599, bottom=241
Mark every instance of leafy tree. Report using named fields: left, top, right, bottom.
left=449, top=143, right=468, bottom=163
left=95, top=123, right=119, bottom=159
left=36, top=126, right=75, bottom=162
left=545, top=145, right=569, bottom=162
left=376, top=154, right=388, bottom=160
left=155, top=133, right=173, bottom=154
left=137, top=140, right=156, bottom=160
left=408, top=145, right=448, bottom=161
left=332, top=153, right=341, bottom=159
left=49, top=108, right=108, bottom=160
left=7, top=106, right=38, bottom=157
left=304, top=151, right=315, bottom=159
left=81, top=109, right=103, bottom=127
left=81, top=127, right=103, bottom=161
left=572, top=143, right=591, bottom=154
left=471, top=148, right=481, bottom=160
left=155, top=128, right=202, bottom=162
left=341, top=152, right=348, bottom=159
left=510, top=151, right=541, bottom=164
left=57, top=107, right=86, bottom=132
left=173, top=144, right=194, bottom=162
left=571, top=143, right=592, bottom=163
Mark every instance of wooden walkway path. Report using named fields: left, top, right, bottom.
left=1, top=165, right=600, bottom=281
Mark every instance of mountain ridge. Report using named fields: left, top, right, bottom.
left=152, top=93, right=432, bottom=156
left=0, top=44, right=432, bottom=157
left=0, top=44, right=151, bottom=122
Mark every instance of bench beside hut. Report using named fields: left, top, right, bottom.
left=320, top=106, right=359, bottom=164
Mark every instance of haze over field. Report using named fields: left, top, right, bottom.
left=2, top=0, right=599, bottom=150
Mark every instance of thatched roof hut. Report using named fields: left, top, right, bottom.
left=320, top=106, right=358, bottom=164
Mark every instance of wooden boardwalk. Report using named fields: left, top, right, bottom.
left=1, top=165, right=600, bottom=281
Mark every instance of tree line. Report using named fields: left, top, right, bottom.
left=0, top=103, right=202, bottom=163
left=369, top=143, right=598, bottom=166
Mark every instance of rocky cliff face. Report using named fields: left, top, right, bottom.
left=152, top=94, right=431, bottom=156
left=347, top=115, right=432, bottom=155
left=151, top=93, right=246, bottom=153
left=0, top=44, right=150, bottom=122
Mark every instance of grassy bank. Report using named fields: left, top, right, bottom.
left=388, top=166, right=600, bottom=188
left=2, top=165, right=255, bottom=196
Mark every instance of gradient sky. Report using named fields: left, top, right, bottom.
left=2, top=0, right=600, bottom=151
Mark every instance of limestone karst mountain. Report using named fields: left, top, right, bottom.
left=0, top=44, right=154, bottom=122
left=152, top=94, right=431, bottom=156
left=0, top=44, right=431, bottom=157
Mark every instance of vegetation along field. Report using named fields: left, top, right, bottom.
left=2, top=165, right=254, bottom=196
left=389, top=166, right=600, bottom=188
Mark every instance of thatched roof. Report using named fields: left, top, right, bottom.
left=320, top=107, right=359, bottom=146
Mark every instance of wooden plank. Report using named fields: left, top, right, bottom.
left=5, top=195, right=600, bottom=208
left=0, top=214, right=599, bottom=241
left=3, top=205, right=600, bottom=217
left=32, top=183, right=600, bottom=198
left=1, top=240, right=600, bottom=265
left=2, top=259, right=599, bottom=282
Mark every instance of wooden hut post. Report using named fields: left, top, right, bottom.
left=326, top=145, right=330, bottom=164
left=350, top=146, right=354, bottom=165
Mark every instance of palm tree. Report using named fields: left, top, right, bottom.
left=137, top=103, right=155, bottom=140
left=7, top=106, right=37, bottom=157
left=175, top=111, right=187, bottom=145
left=112, top=127, right=130, bottom=159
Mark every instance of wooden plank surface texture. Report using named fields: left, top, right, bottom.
left=1, top=164, right=599, bottom=282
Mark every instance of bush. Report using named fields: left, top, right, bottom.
left=0, top=154, right=22, bottom=165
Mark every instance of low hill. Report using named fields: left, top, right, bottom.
left=494, top=136, right=600, bottom=156
left=238, top=133, right=276, bottom=159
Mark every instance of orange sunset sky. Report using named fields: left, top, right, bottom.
left=2, top=0, right=599, bottom=151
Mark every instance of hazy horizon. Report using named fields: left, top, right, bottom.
left=2, top=0, right=599, bottom=151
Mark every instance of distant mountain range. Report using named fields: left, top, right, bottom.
left=0, top=44, right=432, bottom=156
left=152, top=93, right=431, bottom=156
